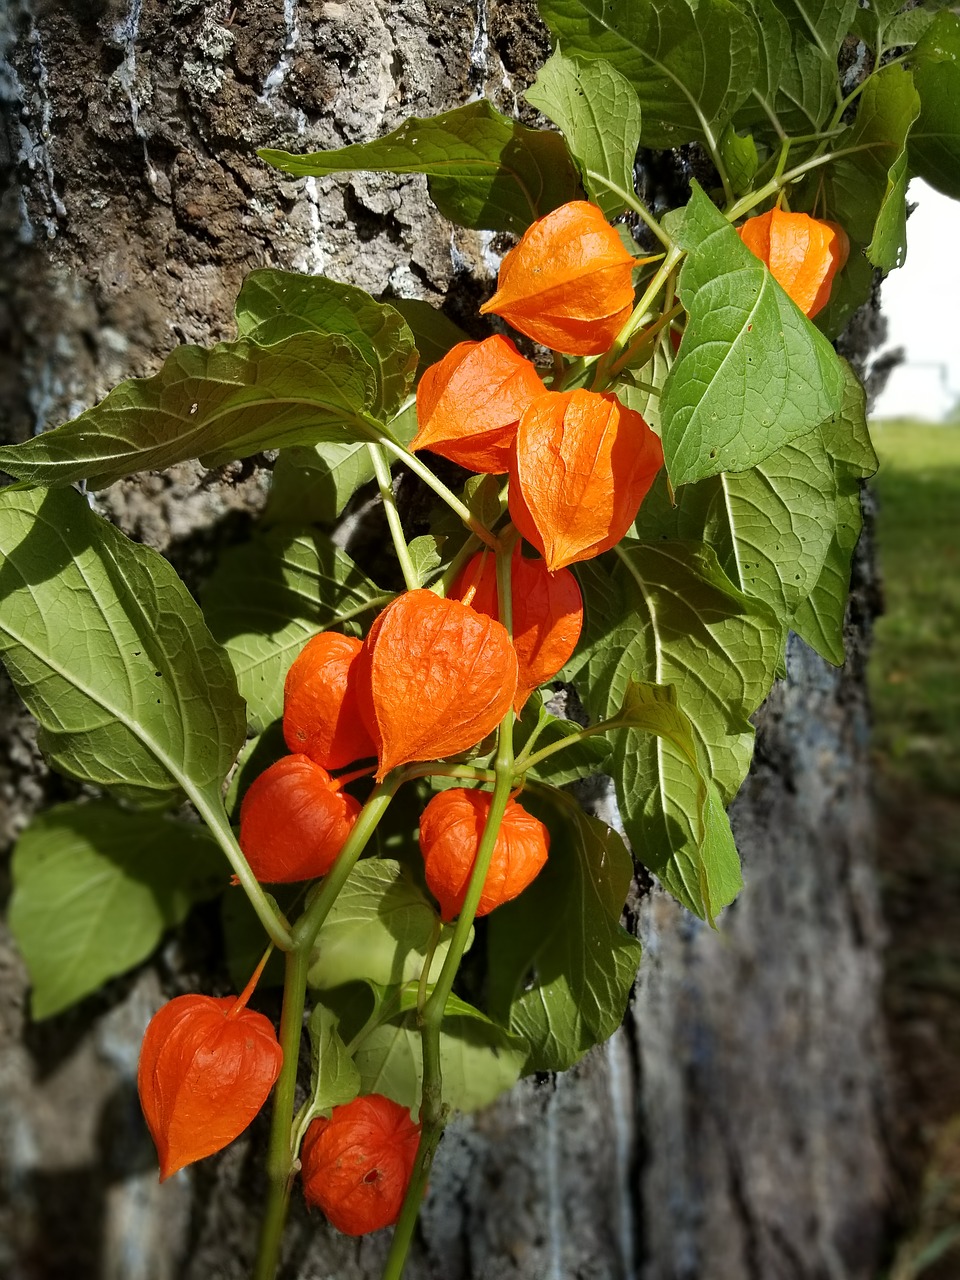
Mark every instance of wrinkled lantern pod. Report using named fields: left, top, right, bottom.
left=355, top=590, right=518, bottom=779
left=509, top=389, right=663, bottom=571
left=283, top=631, right=377, bottom=770
left=738, top=207, right=850, bottom=319
left=479, top=200, right=637, bottom=355
left=451, top=544, right=583, bottom=713
left=137, top=974, right=282, bottom=1181
left=239, top=754, right=360, bottom=883
left=301, top=1094, right=421, bottom=1235
left=411, top=335, right=544, bottom=474
left=419, top=787, right=550, bottom=920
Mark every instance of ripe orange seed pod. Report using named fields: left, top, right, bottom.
left=283, top=631, right=377, bottom=770
left=479, top=201, right=636, bottom=356
left=738, top=208, right=850, bottom=319
left=354, top=590, right=518, bottom=779
left=137, top=987, right=282, bottom=1181
left=239, top=754, right=360, bottom=883
left=508, top=389, right=663, bottom=571
left=451, top=544, right=583, bottom=713
left=411, top=336, right=545, bottom=474
left=419, top=787, right=550, bottom=920
left=301, top=1094, right=421, bottom=1235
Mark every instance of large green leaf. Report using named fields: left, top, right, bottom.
left=0, top=486, right=244, bottom=802
left=306, top=860, right=455, bottom=991
left=570, top=541, right=781, bottom=917
left=0, top=332, right=378, bottom=489
left=234, top=270, right=416, bottom=420
left=201, top=526, right=388, bottom=733
left=525, top=51, right=643, bottom=219
left=909, top=11, right=960, bottom=200
left=636, top=427, right=839, bottom=621
left=538, top=0, right=760, bottom=149
left=487, top=794, right=641, bottom=1072
left=820, top=65, right=920, bottom=271
left=736, top=0, right=836, bottom=137
left=260, top=100, right=581, bottom=235
left=9, top=802, right=224, bottom=1019
left=771, top=0, right=858, bottom=55
left=660, top=184, right=845, bottom=486
left=791, top=366, right=877, bottom=664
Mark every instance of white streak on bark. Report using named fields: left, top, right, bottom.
left=112, top=0, right=159, bottom=186
left=260, top=0, right=300, bottom=100
left=606, top=1028, right=638, bottom=1279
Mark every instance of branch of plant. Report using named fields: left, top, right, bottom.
left=367, top=444, right=421, bottom=591
left=725, top=142, right=878, bottom=222
left=591, top=244, right=685, bottom=390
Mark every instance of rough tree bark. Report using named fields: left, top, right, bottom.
left=0, top=3, right=891, bottom=1278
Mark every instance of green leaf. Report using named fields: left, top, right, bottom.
left=525, top=51, right=643, bottom=219
left=771, top=0, right=858, bottom=55
left=0, top=486, right=244, bottom=802
left=351, top=1004, right=526, bottom=1114
left=387, top=299, right=471, bottom=371
left=260, top=100, right=582, bottom=235
left=909, top=11, right=960, bottom=200
left=406, top=535, right=444, bottom=583
left=221, top=883, right=289, bottom=990
left=307, top=859, right=456, bottom=990
left=791, top=365, right=877, bottom=664
left=487, top=794, right=641, bottom=1072
left=718, top=125, right=759, bottom=195
left=307, top=1005, right=361, bottom=1112
left=9, top=802, right=224, bottom=1019
left=885, top=4, right=949, bottom=51
left=0, top=332, right=378, bottom=490
left=736, top=0, right=836, bottom=137
left=201, top=526, right=388, bottom=733
left=821, top=65, right=921, bottom=271
left=570, top=541, right=782, bottom=918
left=538, top=0, right=760, bottom=149
left=234, top=270, right=416, bottom=420
left=660, top=184, right=845, bottom=486
left=641, top=428, right=840, bottom=621
left=462, top=474, right=503, bottom=530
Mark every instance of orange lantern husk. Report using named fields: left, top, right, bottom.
left=354, top=590, right=518, bottom=779
left=239, top=754, right=361, bottom=883
left=138, top=991, right=282, bottom=1181
left=419, top=787, right=550, bottom=920
left=508, top=389, right=663, bottom=571
left=738, top=208, right=850, bottom=318
left=283, top=631, right=378, bottom=770
left=479, top=201, right=636, bottom=356
left=301, top=1095, right=421, bottom=1235
left=411, top=336, right=545, bottom=474
left=451, top=544, right=583, bottom=713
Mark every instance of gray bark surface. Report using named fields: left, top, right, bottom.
left=1, top=3, right=890, bottom=1278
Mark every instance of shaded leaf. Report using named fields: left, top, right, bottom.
left=525, top=51, right=643, bottom=218
left=306, top=859, right=456, bottom=991
left=201, top=526, right=388, bottom=733
left=260, top=100, right=582, bottom=235
left=909, top=11, right=960, bottom=200
left=538, top=0, right=760, bottom=149
left=514, top=696, right=612, bottom=787
left=0, top=333, right=378, bottom=489
left=307, top=1005, right=361, bottom=1113
left=661, top=184, right=845, bottom=485
left=487, top=793, right=641, bottom=1072
left=0, top=486, right=244, bottom=802
left=10, top=802, right=224, bottom=1019
left=387, top=299, right=471, bottom=371
left=736, top=0, right=835, bottom=137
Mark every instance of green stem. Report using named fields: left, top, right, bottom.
left=253, top=946, right=310, bottom=1280
left=374, top=432, right=500, bottom=551
left=725, top=142, right=876, bottom=222
left=188, top=786, right=292, bottom=951
left=367, top=444, right=421, bottom=591
left=591, top=245, right=685, bottom=391
left=435, top=532, right=483, bottom=598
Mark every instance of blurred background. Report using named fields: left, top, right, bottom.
left=869, top=178, right=960, bottom=1280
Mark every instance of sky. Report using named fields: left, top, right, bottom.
left=872, top=180, right=960, bottom=421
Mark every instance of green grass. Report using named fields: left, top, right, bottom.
left=869, top=421, right=960, bottom=797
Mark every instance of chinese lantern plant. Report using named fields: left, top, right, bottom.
left=3, top=2, right=957, bottom=1278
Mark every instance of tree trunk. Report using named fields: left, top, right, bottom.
left=0, top=2, right=891, bottom=1278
